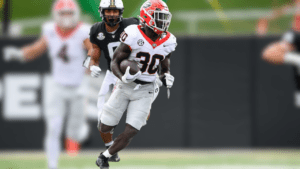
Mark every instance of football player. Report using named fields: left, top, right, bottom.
left=3, top=0, right=92, bottom=169
left=95, top=0, right=176, bottom=168
left=256, top=0, right=298, bottom=36
left=87, top=0, right=162, bottom=163
left=262, top=16, right=300, bottom=108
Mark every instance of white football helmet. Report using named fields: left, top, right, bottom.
left=52, top=0, right=80, bottom=29
left=99, top=0, right=124, bottom=27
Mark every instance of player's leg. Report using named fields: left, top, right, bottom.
left=44, top=84, right=66, bottom=169
left=103, top=84, right=153, bottom=157
left=96, top=81, right=129, bottom=168
left=97, top=71, right=120, bottom=162
left=66, top=91, right=89, bottom=156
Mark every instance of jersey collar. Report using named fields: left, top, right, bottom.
left=55, top=22, right=82, bottom=40
left=137, top=25, right=170, bottom=49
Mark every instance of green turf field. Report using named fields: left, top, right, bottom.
left=1, top=149, right=300, bottom=169
left=0, top=0, right=296, bottom=36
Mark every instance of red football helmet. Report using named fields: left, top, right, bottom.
left=139, top=0, right=172, bottom=35
left=52, top=0, right=80, bottom=29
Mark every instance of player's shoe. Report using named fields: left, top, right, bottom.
left=96, top=153, right=109, bottom=169
left=65, top=138, right=80, bottom=157
left=108, top=153, right=120, bottom=162
left=105, top=146, right=120, bottom=162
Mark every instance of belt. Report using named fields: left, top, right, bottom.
left=134, top=79, right=152, bottom=85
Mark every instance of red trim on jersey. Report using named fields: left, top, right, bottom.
left=128, top=45, right=132, bottom=51
left=55, top=22, right=82, bottom=40
left=137, top=25, right=171, bottom=49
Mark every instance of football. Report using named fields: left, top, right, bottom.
left=120, top=59, right=140, bottom=75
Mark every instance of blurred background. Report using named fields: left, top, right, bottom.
left=1, top=0, right=300, bottom=168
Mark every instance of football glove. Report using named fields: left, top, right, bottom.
left=163, top=73, right=174, bottom=88
left=122, top=66, right=141, bottom=83
left=90, top=65, right=101, bottom=78
left=3, top=46, right=25, bottom=62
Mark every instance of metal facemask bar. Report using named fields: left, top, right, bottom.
left=152, top=10, right=172, bottom=32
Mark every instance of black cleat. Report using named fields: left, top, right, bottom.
left=108, top=153, right=120, bottom=162
left=96, top=153, right=109, bottom=169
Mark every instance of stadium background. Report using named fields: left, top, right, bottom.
left=1, top=0, right=300, bottom=168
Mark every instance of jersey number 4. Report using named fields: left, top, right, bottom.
left=58, top=45, right=69, bottom=63
left=136, top=52, right=164, bottom=74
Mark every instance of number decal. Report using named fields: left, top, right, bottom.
left=58, top=45, right=69, bottom=63
left=148, top=54, right=164, bottom=74
left=136, top=52, right=150, bottom=72
left=120, top=32, right=128, bottom=42
left=136, top=52, right=164, bottom=74
left=108, top=42, right=121, bottom=59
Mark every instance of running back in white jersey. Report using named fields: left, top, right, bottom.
left=120, top=25, right=177, bottom=82
left=42, top=22, right=91, bottom=86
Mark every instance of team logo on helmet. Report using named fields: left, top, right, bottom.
left=137, top=39, right=144, bottom=46
left=142, top=1, right=152, bottom=8
left=97, top=32, right=105, bottom=40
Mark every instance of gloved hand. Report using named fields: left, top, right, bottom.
left=164, top=73, right=174, bottom=88
left=90, top=65, right=101, bottom=78
left=3, top=46, right=25, bottom=62
left=121, top=66, right=141, bottom=83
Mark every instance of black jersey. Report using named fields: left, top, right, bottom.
left=89, top=17, right=139, bottom=70
left=282, top=30, right=300, bottom=90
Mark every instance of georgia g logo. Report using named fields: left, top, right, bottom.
left=142, top=1, right=151, bottom=8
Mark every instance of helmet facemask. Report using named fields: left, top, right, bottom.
left=151, top=10, right=172, bottom=32
left=99, top=8, right=124, bottom=27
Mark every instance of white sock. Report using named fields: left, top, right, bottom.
left=105, top=141, right=114, bottom=147
left=103, top=149, right=113, bottom=158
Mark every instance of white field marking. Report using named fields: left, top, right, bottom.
left=63, top=166, right=300, bottom=169
left=173, top=8, right=296, bottom=34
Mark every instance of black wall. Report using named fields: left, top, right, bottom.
left=1, top=36, right=300, bottom=150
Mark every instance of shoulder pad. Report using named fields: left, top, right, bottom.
left=122, top=17, right=140, bottom=27
left=90, top=22, right=103, bottom=36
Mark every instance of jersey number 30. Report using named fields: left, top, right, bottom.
left=136, top=52, right=164, bottom=74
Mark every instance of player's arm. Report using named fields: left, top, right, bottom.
left=160, top=53, right=174, bottom=88
left=4, top=37, right=48, bottom=62
left=111, top=42, right=131, bottom=80
left=262, top=41, right=296, bottom=65
left=89, top=44, right=101, bottom=67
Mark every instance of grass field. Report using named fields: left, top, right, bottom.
left=1, top=0, right=296, bottom=36
left=1, top=149, right=300, bottom=169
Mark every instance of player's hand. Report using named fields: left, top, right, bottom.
left=122, top=66, right=141, bottom=83
left=90, top=65, right=101, bottom=78
left=3, top=46, right=25, bottom=62
left=164, top=73, right=174, bottom=88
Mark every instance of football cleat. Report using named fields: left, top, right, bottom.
left=96, top=153, right=109, bottom=169
left=105, top=146, right=120, bottom=162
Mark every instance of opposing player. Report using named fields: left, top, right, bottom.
left=262, top=21, right=300, bottom=108
left=95, top=0, right=176, bottom=168
left=3, top=0, right=92, bottom=168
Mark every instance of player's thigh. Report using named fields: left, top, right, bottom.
left=68, top=95, right=85, bottom=129
left=44, top=84, right=66, bottom=119
left=126, top=96, right=153, bottom=130
left=152, top=83, right=160, bottom=103
left=101, top=86, right=129, bottom=126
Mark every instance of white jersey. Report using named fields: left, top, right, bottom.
left=120, top=25, right=177, bottom=82
left=42, top=22, right=91, bottom=86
